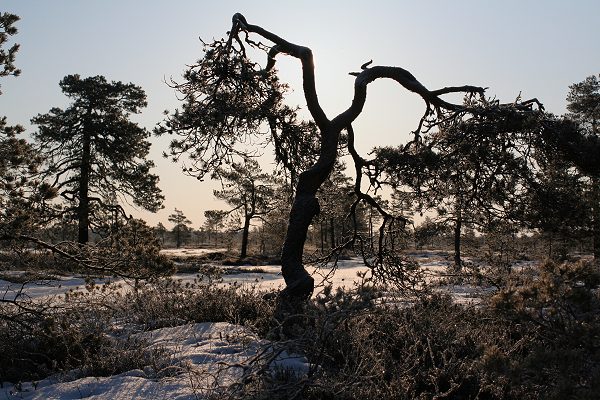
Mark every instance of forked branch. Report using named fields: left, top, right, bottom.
left=222, top=14, right=491, bottom=299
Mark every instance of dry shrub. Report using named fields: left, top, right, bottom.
left=250, top=260, right=600, bottom=399
left=290, top=293, right=521, bottom=399
left=0, top=277, right=275, bottom=383
left=3, top=259, right=599, bottom=399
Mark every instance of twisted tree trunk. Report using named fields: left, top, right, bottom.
left=230, top=13, right=485, bottom=300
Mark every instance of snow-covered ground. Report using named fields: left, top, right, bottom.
left=0, top=250, right=512, bottom=398
left=0, top=275, right=116, bottom=301
left=2, top=322, right=310, bottom=399
left=210, top=257, right=373, bottom=295
left=159, top=248, right=228, bottom=257
left=0, top=250, right=495, bottom=305
left=0, top=258, right=373, bottom=301
left=0, top=254, right=375, bottom=399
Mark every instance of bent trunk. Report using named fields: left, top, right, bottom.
left=228, top=13, right=486, bottom=301
left=280, top=192, right=320, bottom=299
left=280, top=150, right=338, bottom=299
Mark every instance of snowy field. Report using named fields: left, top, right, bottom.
left=0, top=249, right=506, bottom=398
left=2, top=322, right=310, bottom=399
left=158, top=248, right=229, bottom=257
left=0, top=258, right=372, bottom=301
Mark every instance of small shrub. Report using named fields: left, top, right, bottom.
left=0, top=276, right=275, bottom=384
left=248, top=260, right=600, bottom=399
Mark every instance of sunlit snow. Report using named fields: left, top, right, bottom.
left=1, top=250, right=499, bottom=398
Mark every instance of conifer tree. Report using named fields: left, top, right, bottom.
left=213, top=159, right=276, bottom=258
left=0, top=12, right=51, bottom=240
left=32, top=75, right=164, bottom=244
left=159, top=13, right=545, bottom=300
left=204, top=209, right=227, bottom=247
left=0, top=12, right=20, bottom=89
left=566, top=74, right=600, bottom=258
left=168, top=208, right=191, bottom=248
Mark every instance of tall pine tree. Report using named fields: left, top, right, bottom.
left=566, top=75, right=600, bottom=258
left=33, top=75, right=164, bottom=243
left=168, top=208, right=192, bottom=248
left=213, top=159, right=277, bottom=259
left=0, top=12, right=51, bottom=240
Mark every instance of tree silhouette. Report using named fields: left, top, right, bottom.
left=154, top=222, right=167, bottom=245
left=315, top=163, right=355, bottom=251
left=0, top=12, right=53, bottom=241
left=0, top=12, right=20, bottom=92
left=519, top=157, right=589, bottom=258
left=33, top=75, right=164, bottom=244
left=159, top=13, right=547, bottom=300
left=213, top=159, right=276, bottom=258
left=168, top=208, right=191, bottom=248
left=203, top=209, right=226, bottom=247
left=381, top=101, right=546, bottom=269
left=566, top=75, right=600, bottom=258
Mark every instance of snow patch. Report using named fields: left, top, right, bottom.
left=3, top=322, right=310, bottom=399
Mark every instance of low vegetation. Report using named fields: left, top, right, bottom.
left=2, top=255, right=599, bottom=399
left=0, top=276, right=274, bottom=383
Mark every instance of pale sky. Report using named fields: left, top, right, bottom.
left=1, top=1, right=598, bottom=229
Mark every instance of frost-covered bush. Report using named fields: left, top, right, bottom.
left=248, top=261, right=600, bottom=400
left=0, top=277, right=274, bottom=383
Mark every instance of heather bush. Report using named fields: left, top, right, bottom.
left=0, top=277, right=274, bottom=383
left=244, top=260, right=600, bottom=399
left=2, top=258, right=599, bottom=399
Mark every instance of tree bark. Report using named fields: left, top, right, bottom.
left=280, top=192, right=320, bottom=298
left=175, top=226, right=181, bottom=248
left=77, top=128, right=91, bottom=244
left=453, top=214, right=462, bottom=271
left=241, top=214, right=251, bottom=259
left=329, top=217, right=335, bottom=249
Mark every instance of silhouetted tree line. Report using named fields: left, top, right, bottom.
left=0, top=11, right=598, bottom=291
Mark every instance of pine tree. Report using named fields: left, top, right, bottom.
left=168, top=208, right=191, bottom=248
left=32, top=75, right=164, bottom=243
left=203, top=209, right=226, bottom=247
left=0, top=13, right=52, bottom=240
left=159, top=13, right=545, bottom=299
left=213, top=159, right=276, bottom=258
left=154, top=222, right=167, bottom=245
left=316, top=164, right=354, bottom=251
left=0, top=12, right=20, bottom=91
left=566, top=75, right=600, bottom=258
